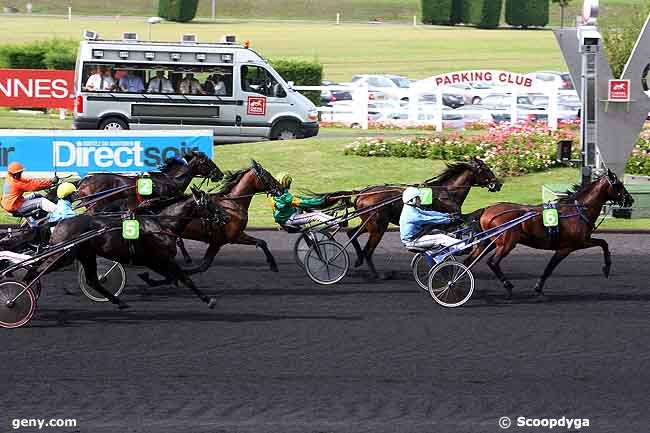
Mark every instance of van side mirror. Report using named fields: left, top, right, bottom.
left=287, top=81, right=294, bottom=88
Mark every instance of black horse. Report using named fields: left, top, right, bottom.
left=76, top=151, right=224, bottom=212
left=24, top=188, right=226, bottom=309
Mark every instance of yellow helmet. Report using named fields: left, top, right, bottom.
left=275, top=172, right=292, bottom=189
left=57, top=182, right=77, bottom=199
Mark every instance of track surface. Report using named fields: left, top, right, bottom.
left=2, top=232, right=649, bottom=433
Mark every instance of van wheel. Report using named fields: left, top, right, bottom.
left=271, top=121, right=300, bottom=140
left=99, top=117, right=129, bottom=130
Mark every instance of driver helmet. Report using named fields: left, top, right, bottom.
left=402, top=187, right=420, bottom=205
left=57, top=182, right=77, bottom=199
left=275, top=172, right=292, bottom=189
left=7, top=161, right=25, bottom=175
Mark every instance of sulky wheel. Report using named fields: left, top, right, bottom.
left=427, top=261, right=474, bottom=308
left=293, top=230, right=334, bottom=268
left=78, top=258, right=126, bottom=302
left=304, top=240, right=349, bottom=285
left=0, top=280, right=36, bottom=329
left=411, top=253, right=456, bottom=291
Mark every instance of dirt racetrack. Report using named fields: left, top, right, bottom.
left=1, top=232, right=649, bottom=433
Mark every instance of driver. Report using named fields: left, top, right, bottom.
left=272, top=173, right=335, bottom=227
left=1, top=162, right=58, bottom=216
left=399, top=187, right=463, bottom=250
left=48, top=182, right=78, bottom=223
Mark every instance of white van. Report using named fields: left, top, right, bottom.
left=72, top=32, right=319, bottom=142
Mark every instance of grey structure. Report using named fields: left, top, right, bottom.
left=554, top=16, right=650, bottom=176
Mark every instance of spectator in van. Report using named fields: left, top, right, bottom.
left=119, top=69, right=145, bottom=93
left=85, top=66, right=115, bottom=91
left=205, top=73, right=227, bottom=96
left=180, top=73, right=205, bottom=95
left=147, top=70, right=174, bottom=94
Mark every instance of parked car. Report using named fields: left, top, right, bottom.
left=418, top=91, right=465, bottom=109
left=527, top=71, right=575, bottom=90
left=350, top=74, right=412, bottom=101
left=453, top=105, right=496, bottom=123
left=448, top=81, right=499, bottom=104
left=320, top=81, right=353, bottom=105
left=527, top=94, right=579, bottom=122
left=375, top=106, right=465, bottom=130
left=478, top=93, right=547, bottom=122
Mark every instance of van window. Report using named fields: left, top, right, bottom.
left=241, top=65, right=286, bottom=98
left=80, top=62, right=234, bottom=97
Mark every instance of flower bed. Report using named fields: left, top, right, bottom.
left=344, top=122, right=578, bottom=176
left=626, top=128, right=650, bottom=176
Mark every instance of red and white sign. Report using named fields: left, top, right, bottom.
left=246, top=96, right=267, bottom=116
left=608, top=79, right=630, bottom=102
left=0, top=69, right=74, bottom=110
left=425, top=70, right=534, bottom=89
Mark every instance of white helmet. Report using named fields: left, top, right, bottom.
left=402, top=187, right=420, bottom=205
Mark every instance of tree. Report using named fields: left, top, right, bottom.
left=552, top=0, right=571, bottom=28
left=601, top=2, right=650, bottom=77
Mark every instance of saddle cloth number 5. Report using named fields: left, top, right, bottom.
left=122, top=219, right=140, bottom=240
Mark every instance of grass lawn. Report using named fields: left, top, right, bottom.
left=0, top=16, right=569, bottom=81
left=3, top=0, right=644, bottom=25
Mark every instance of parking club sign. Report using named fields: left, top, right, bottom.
left=608, top=79, right=630, bottom=102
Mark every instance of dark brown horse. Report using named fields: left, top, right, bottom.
left=346, top=157, right=502, bottom=278
left=76, top=151, right=223, bottom=212
left=148, top=160, right=284, bottom=279
left=467, top=169, right=633, bottom=299
left=24, top=188, right=226, bottom=309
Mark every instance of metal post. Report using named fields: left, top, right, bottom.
left=68, top=6, right=72, bottom=20
left=435, top=87, right=443, bottom=132
left=578, top=25, right=600, bottom=184
left=211, top=0, right=216, bottom=20
left=336, top=13, right=340, bottom=25
left=413, top=15, right=417, bottom=26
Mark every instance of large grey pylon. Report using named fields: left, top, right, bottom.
left=554, top=16, right=650, bottom=175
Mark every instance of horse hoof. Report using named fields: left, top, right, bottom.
left=270, top=264, right=279, bottom=273
left=354, top=259, right=364, bottom=268
left=118, top=302, right=131, bottom=310
left=137, top=272, right=150, bottom=283
left=184, top=258, right=193, bottom=265
left=207, top=298, right=217, bottom=309
left=602, top=265, right=611, bottom=278
left=535, top=293, right=550, bottom=303
left=380, top=272, right=394, bottom=281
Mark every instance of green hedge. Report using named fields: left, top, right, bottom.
left=505, top=0, right=549, bottom=27
left=455, top=0, right=501, bottom=28
left=0, top=40, right=76, bottom=70
left=158, top=0, right=199, bottom=22
left=421, top=0, right=453, bottom=25
left=477, top=0, right=502, bottom=28
left=270, top=59, right=323, bottom=106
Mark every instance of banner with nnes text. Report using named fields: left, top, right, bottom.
left=0, top=130, right=214, bottom=177
left=0, top=69, right=74, bottom=110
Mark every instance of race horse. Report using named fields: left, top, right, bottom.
left=466, top=169, right=633, bottom=299
left=76, top=150, right=224, bottom=212
left=344, top=157, right=502, bottom=279
left=23, top=187, right=227, bottom=309
left=167, top=160, right=286, bottom=276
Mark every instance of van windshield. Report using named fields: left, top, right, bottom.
left=80, top=62, right=234, bottom=97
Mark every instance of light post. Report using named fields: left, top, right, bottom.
left=147, top=16, right=162, bottom=41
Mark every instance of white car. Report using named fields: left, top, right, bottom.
left=526, top=71, right=575, bottom=90
left=448, top=81, right=500, bottom=105
left=350, top=74, right=412, bottom=101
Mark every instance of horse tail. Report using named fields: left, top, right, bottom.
left=299, top=189, right=364, bottom=208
